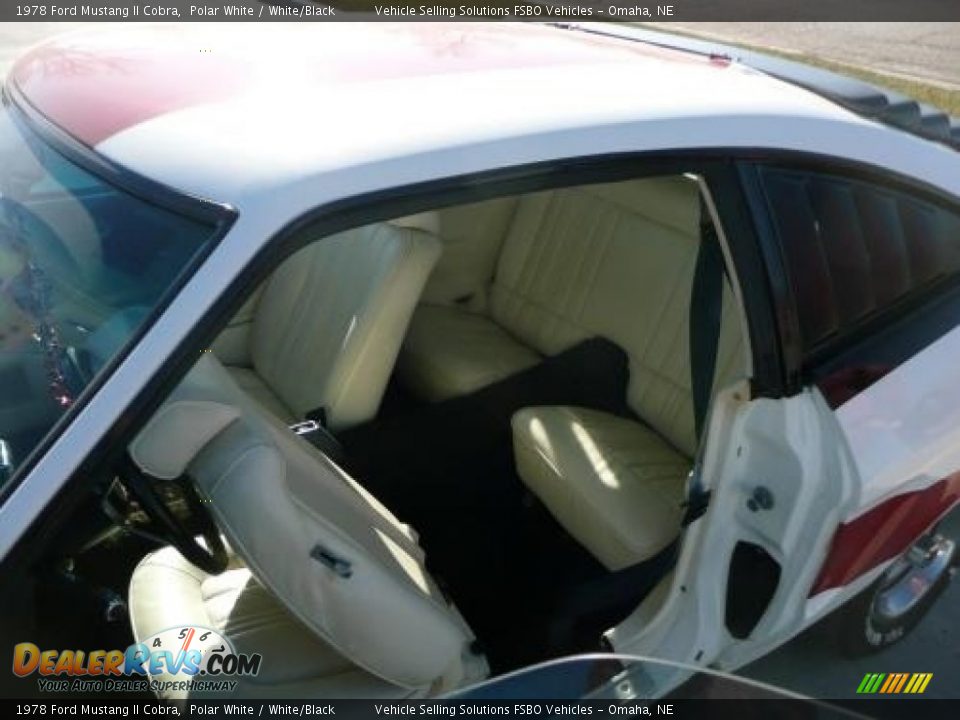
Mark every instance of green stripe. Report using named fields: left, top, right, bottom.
left=856, top=674, right=874, bottom=693
left=868, top=674, right=887, bottom=694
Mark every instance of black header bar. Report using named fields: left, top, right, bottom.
left=1, top=0, right=959, bottom=22
left=5, top=698, right=960, bottom=720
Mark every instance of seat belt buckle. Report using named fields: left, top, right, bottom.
left=305, top=406, right=328, bottom=427
left=290, top=419, right=322, bottom=436
left=681, top=487, right=711, bottom=527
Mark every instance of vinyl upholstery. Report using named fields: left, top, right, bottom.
left=215, top=223, right=441, bottom=429
left=398, top=176, right=746, bottom=569
left=512, top=406, right=691, bottom=571
left=129, top=546, right=418, bottom=699
left=128, top=356, right=486, bottom=699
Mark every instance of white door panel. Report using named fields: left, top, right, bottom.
left=608, top=383, right=856, bottom=675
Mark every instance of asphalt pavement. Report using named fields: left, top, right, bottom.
left=0, top=19, right=958, bottom=701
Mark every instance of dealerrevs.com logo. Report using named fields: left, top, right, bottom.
left=12, top=626, right=262, bottom=695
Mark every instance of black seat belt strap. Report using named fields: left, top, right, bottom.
left=689, top=196, right=725, bottom=441
left=683, top=196, right=727, bottom=527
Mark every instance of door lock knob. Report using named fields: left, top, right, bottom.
left=747, top=486, right=774, bottom=512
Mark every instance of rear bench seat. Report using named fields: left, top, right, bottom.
left=397, top=176, right=745, bottom=570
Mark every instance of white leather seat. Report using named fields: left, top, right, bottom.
left=215, top=223, right=441, bottom=429
left=512, top=407, right=691, bottom=571
left=397, top=304, right=540, bottom=402
left=127, top=356, right=486, bottom=700
left=504, top=180, right=745, bottom=569
left=393, top=175, right=745, bottom=570
left=397, top=177, right=710, bottom=404
left=510, top=277, right=744, bottom=571
left=129, top=547, right=415, bottom=699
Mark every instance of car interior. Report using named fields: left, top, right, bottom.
left=11, top=172, right=749, bottom=699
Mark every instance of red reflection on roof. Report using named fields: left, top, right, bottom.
left=11, top=24, right=716, bottom=147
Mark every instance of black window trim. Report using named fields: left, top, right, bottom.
left=4, top=81, right=236, bottom=226
left=737, top=152, right=960, bottom=396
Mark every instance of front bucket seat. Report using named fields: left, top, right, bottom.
left=219, top=223, right=441, bottom=430
left=127, top=355, right=486, bottom=699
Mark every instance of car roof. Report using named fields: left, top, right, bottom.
left=8, top=23, right=956, bottom=217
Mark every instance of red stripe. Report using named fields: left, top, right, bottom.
left=10, top=25, right=720, bottom=148
left=11, top=42, right=246, bottom=147
left=810, top=471, right=960, bottom=594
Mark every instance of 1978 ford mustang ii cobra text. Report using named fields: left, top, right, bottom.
left=0, top=22, right=958, bottom=699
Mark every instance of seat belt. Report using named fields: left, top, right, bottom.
left=689, top=197, right=726, bottom=442
left=683, top=197, right=727, bottom=527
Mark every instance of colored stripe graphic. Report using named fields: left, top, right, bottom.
left=857, top=672, right=932, bottom=694
left=812, top=471, right=960, bottom=595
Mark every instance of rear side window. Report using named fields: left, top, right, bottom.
left=758, top=167, right=960, bottom=352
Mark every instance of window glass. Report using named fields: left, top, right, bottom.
left=758, top=167, right=960, bottom=351
left=0, top=106, right=220, bottom=488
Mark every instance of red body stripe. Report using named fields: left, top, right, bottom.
left=811, top=471, right=960, bottom=594
left=11, top=43, right=246, bottom=147
left=9, top=25, right=717, bottom=148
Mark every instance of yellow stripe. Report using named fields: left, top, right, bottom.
left=880, top=675, right=896, bottom=693
left=904, top=674, right=920, bottom=693
left=917, top=674, right=933, bottom=694
left=893, top=673, right=910, bottom=693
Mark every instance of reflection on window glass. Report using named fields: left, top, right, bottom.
left=0, top=107, right=218, bottom=486
left=759, top=166, right=960, bottom=349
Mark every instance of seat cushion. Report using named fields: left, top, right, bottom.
left=398, top=304, right=541, bottom=402
left=129, top=546, right=417, bottom=700
left=226, top=366, right=297, bottom=424
left=512, top=406, right=691, bottom=571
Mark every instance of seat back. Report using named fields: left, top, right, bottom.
left=130, top=355, right=483, bottom=692
left=489, top=176, right=744, bottom=456
left=249, top=224, right=441, bottom=429
left=392, top=196, right=518, bottom=310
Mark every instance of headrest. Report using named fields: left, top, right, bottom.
left=389, top=212, right=441, bottom=235
left=129, top=355, right=241, bottom=479
left=580, top=175, right=702, bottom=238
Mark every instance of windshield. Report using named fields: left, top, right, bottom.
left=0, top=104, right=220, bottom=487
